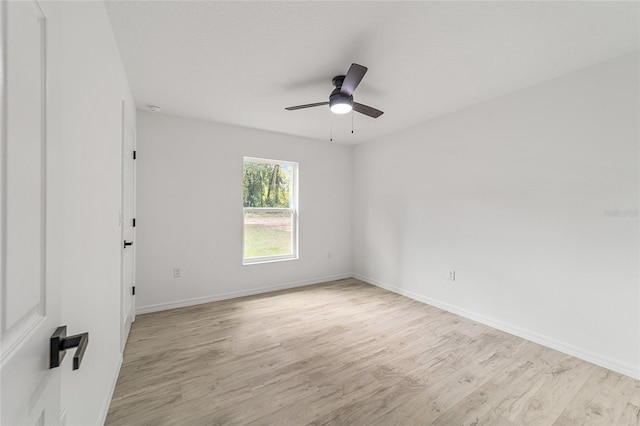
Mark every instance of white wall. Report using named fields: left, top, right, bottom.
left=353, top=53, right=640, bottom=378
left=42, top=1, right=135, bottom=424
left=135, top=112, right=352, bottom=312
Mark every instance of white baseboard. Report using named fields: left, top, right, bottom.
left=98, top=353, right=123, bottom=426
left=136, top=273, right=353, bottom=315
left=353, top=273, right=640, bottom=380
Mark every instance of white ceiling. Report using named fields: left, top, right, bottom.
left=105, top=1, right=639, bottom=145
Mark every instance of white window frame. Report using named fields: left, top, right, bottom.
left=242, top=157, right=298, bottom=265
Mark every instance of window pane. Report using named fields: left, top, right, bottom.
left=244, top=210, right=293, bottom=258
left=243, top=162, right=293, bottom=208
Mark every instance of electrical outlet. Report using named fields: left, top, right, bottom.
left=448, top=270, right=456, bottom=281
left=327, top=251, right=332, bottom=260
left=173, top=267, right=182, bottom=278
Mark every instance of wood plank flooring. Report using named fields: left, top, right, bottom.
left=106, top=278, right=640, bottom=425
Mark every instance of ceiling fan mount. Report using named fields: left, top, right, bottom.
left=285, top=64, right=384, bottom=118
left=331, top=75, right=346, bottom=88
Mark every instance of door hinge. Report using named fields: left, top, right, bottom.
left=133, top=150, right=137, bottom=160
left=132, top=218, right=136, bottom=227
left=132, top=286, right=136, bottom=296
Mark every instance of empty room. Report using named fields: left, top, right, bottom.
left=2, top=1, right=639, bottom=425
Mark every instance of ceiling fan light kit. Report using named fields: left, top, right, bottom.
left=286, top=63, right=383, bottom=119
left=329, top=75, right=353, bottom=114
left=329, top=95, right=353, bottom=114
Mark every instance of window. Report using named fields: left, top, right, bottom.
left=243, top=157, right=298, bottom=264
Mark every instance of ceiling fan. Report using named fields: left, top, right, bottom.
left=285, top=63, right=384, bottom=118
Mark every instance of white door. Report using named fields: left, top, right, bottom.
left=1, top=1, right=62, bottom=425
left=120, top=102, right=135, bottom=352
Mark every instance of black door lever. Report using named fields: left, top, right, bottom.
left=123, top=240, right=133, bottom=248
left=50, top=326, right=89, bottom=370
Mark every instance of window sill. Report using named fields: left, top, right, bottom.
left=242, top=256, right=298, bottom=266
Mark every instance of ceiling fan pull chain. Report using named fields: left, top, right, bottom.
left=330, top=115, right=333, bottom=142
left=352, top=111, right=354, bottom=134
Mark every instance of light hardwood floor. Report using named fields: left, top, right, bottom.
left=106, top=278, right=640, bottom=425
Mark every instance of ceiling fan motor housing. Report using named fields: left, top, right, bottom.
left=330, top=75, right=353, bottom=111
left=329, top=89, right=353, bottom=107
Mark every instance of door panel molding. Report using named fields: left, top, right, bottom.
left=0, top=0, right=47, bottom=364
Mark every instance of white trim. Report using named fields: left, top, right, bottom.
left=354, top=273, right=640, bottom=380
left=244, top=156, right=296, bottom=167
left=136, top=273, right=352, bottom=315
left=243, top=208, right=294, bottom=213
left=37, top=0, right=46, bottom=320
left=0, top=0, right=7, bottom=352
left=97, top=352, right=123, bottom=426
left=242, top=254, right=298, bottom=265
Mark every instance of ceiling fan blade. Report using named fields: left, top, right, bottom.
left=340, top=63, right=367, bottom=96
left=353, top=102, right=383, bottom=118
left=285, top=102, right=329, bottom=111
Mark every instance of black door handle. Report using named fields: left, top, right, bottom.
left=123, top=240, right=133, bottom=248
left=50, top=326, right=89, bottom=370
